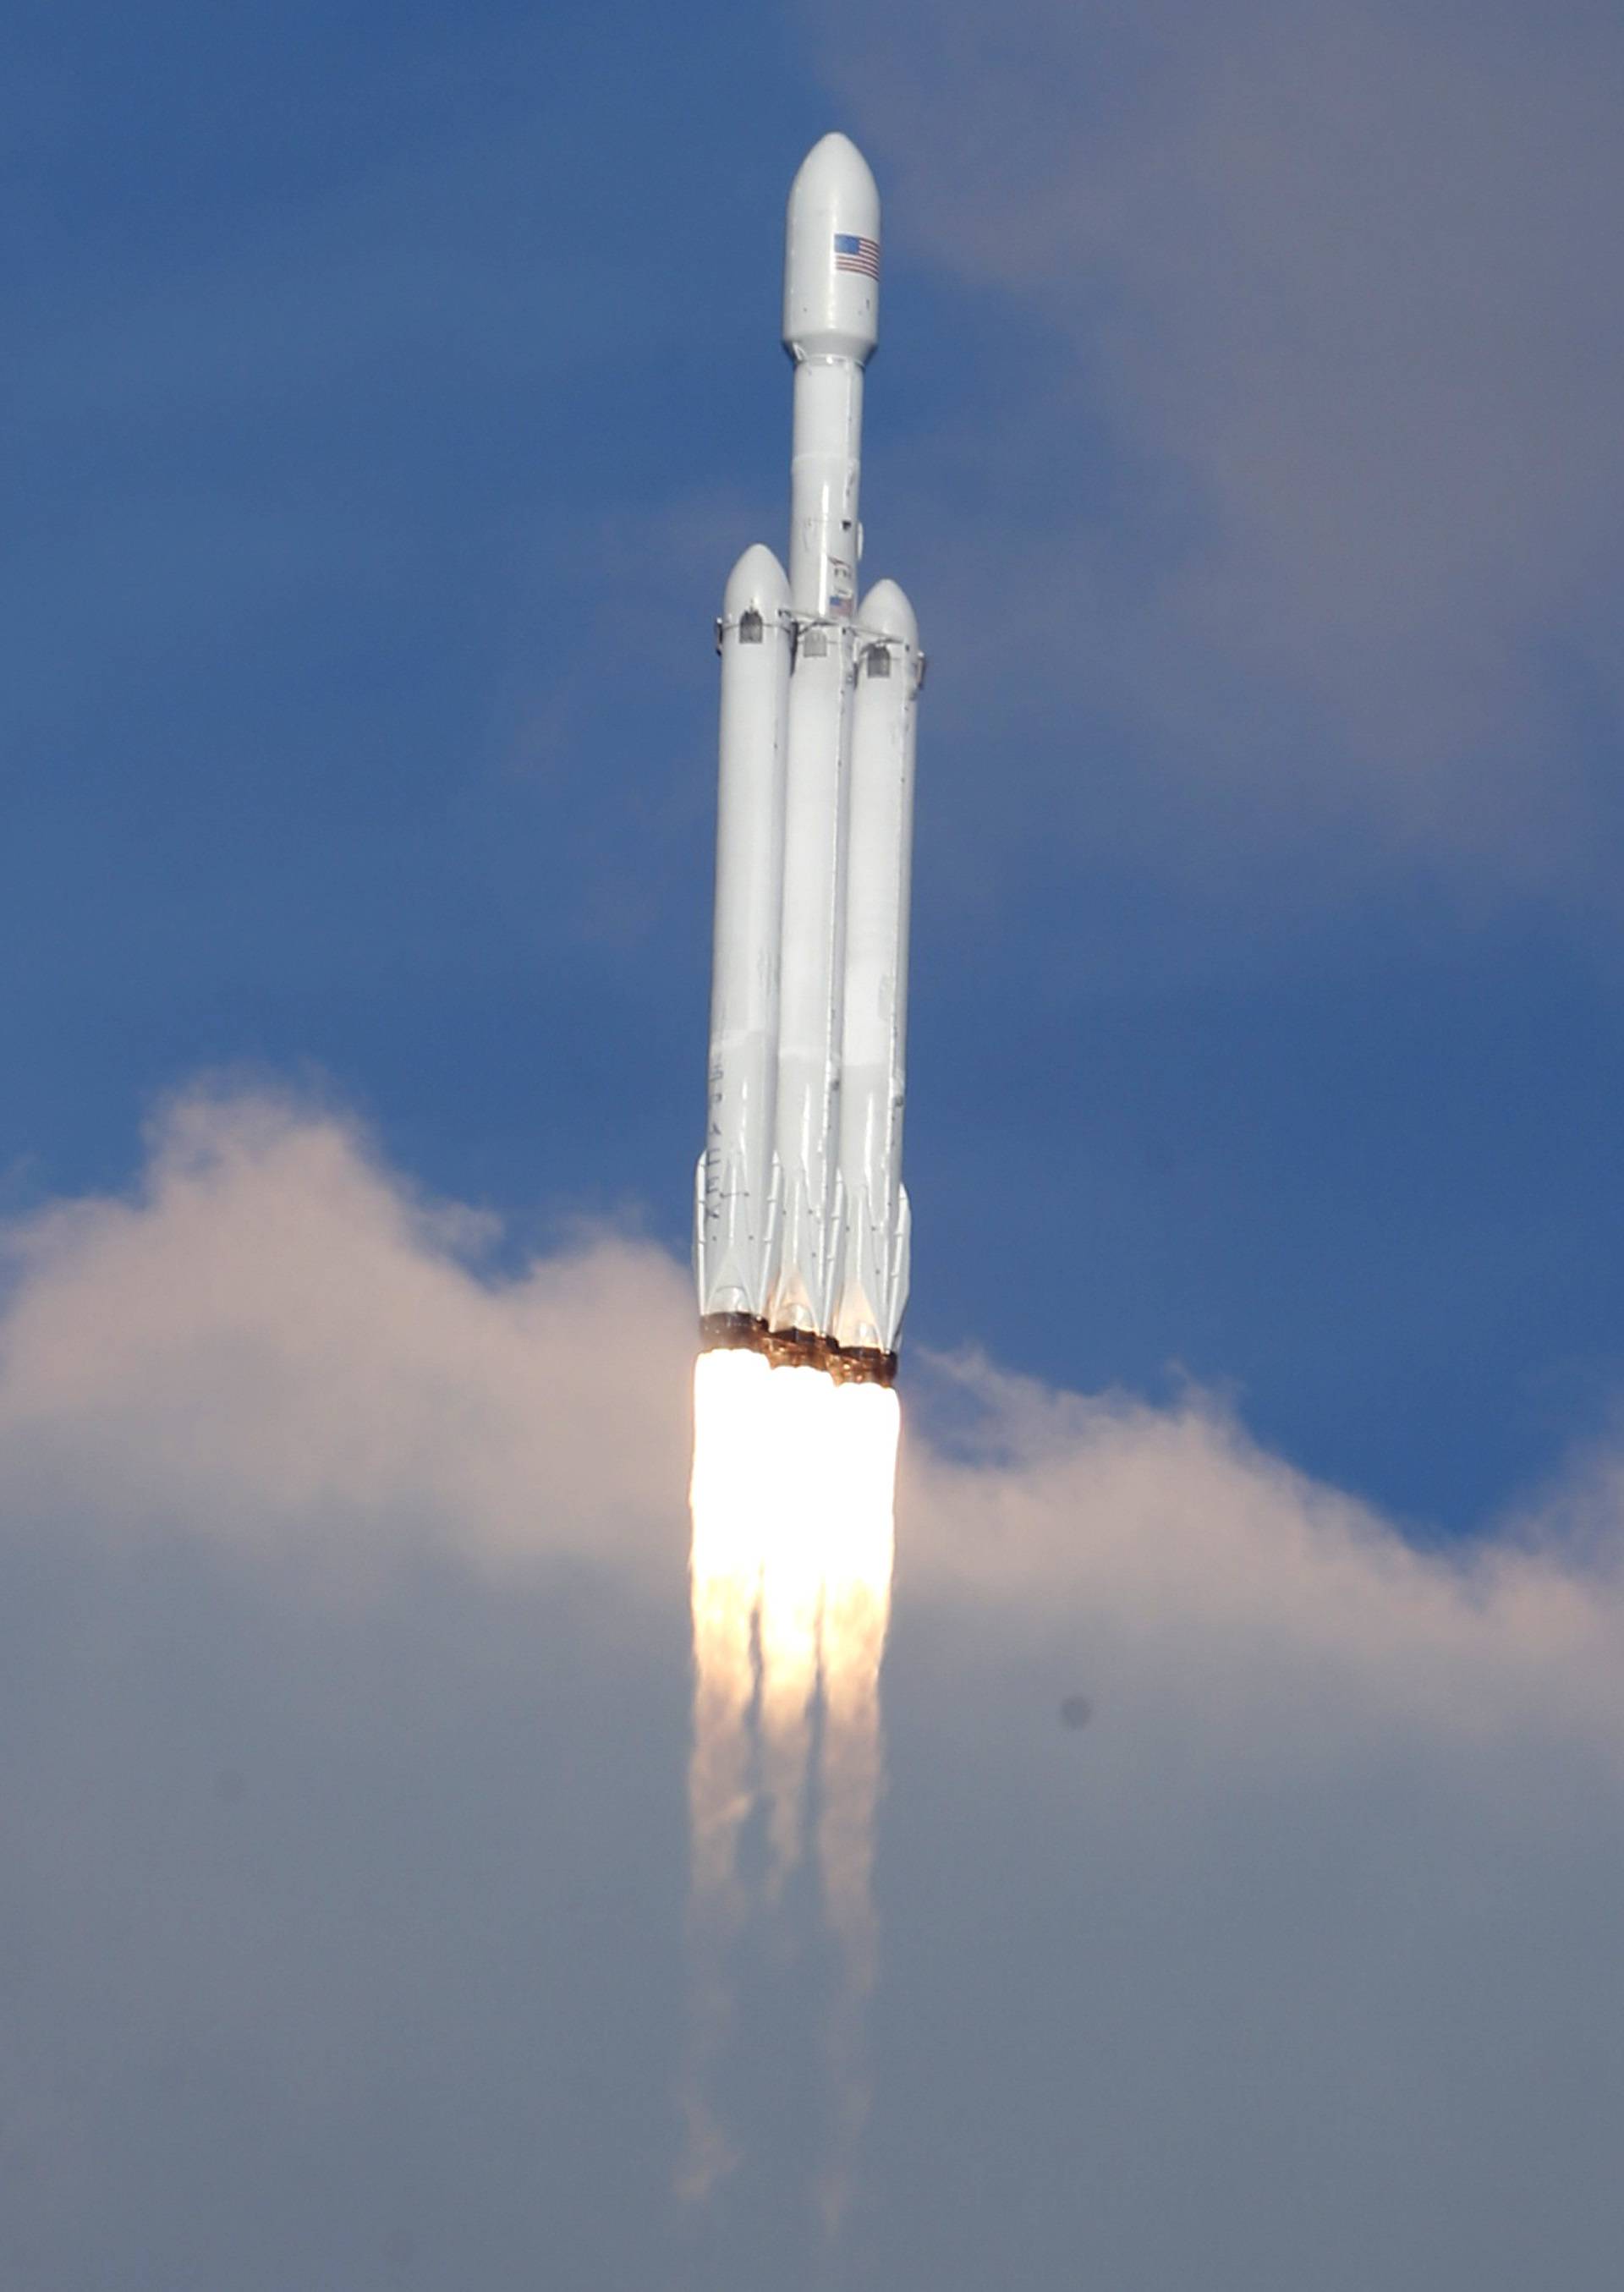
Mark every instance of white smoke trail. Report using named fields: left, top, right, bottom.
left=679, top=1346, right=771, bottom=2198
left=681, top=1349, right=898, bottom=2224
left=815, top=1377, right=900, bottom=2233
left=757, top=1365, right=837, bottom=1897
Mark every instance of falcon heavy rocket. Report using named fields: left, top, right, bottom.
left=694, top=133, right=922, bottom=1388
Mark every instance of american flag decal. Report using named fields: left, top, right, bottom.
left=833, top=232, right=880, bottom=280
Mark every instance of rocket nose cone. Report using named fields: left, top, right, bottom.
left=783, top=132, right=881, bottom=363
left=857, top=578, right=918, bottom=650
left=788, top=132, right=879, bottom=225
left=722, top=544, right=791, bottom=619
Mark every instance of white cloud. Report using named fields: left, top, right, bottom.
left=906, top=1346, right=1623, bottom=1761
left=0, top=1087, right=692, bottom=1573
left=1, top=1089, right=1620, bottom=2284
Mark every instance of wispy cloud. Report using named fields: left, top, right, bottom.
left=815, top=0, right=1624, bottom=880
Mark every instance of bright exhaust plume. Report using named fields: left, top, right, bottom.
left=681, top=1346, right=899, bottom=2215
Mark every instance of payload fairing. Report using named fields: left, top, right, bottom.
left=694, top=134, right=921, bottom=1387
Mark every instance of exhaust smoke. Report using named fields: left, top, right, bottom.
left=680, top=1347, right=899, bottom=2229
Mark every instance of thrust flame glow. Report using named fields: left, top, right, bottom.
left=686, top=1348, right=772, bottom=1925
left=679, top=1346, right=771, bottom=2197
left=680, top=1346, right=900, bottom=2218
left=815, top=1375, right=899, bottom=2228
left=756, top=1365, right=836, bottom=1894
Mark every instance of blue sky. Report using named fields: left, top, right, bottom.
left=11, top=0, right=1623, bottom=1536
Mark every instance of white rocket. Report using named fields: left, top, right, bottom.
left=694, top=133, right=922, bottom=1386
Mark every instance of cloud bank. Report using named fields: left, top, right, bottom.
left=1, top=1089, right=1620, bottom=2287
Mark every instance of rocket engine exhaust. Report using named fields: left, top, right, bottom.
left=681, top=1343, right=900, bottom=2220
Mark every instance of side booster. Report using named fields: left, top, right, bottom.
left=694, top=133, right=922, bottom=1386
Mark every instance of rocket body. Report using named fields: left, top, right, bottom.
left=696, top=546, right=792, bottom=1328
left=695, top=134, right=921, bottom=1385
left=766, top=617, right=848, bottom=1342
left=831, top=580, right=919, bottom=1368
